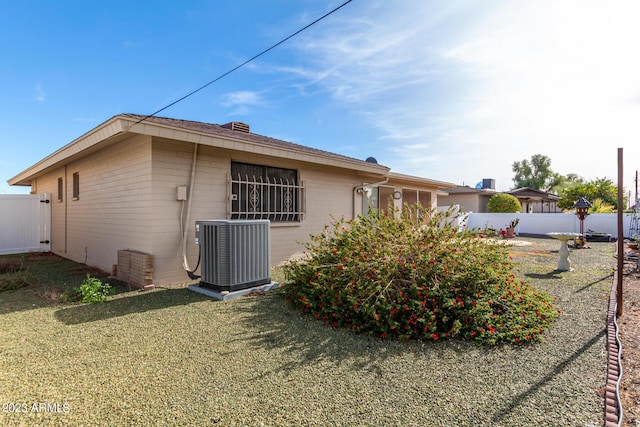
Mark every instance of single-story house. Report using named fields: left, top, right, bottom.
left=9, top=114, right=455, bottom=285
left=438, top=185, right=496, bottom=213
left=507, top=187, right=562, bottom=213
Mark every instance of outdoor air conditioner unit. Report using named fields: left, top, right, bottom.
left=195, top=219, right=271, bottom=292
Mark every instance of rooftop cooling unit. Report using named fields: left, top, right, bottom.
left=195, top=219, right=271, bottom=292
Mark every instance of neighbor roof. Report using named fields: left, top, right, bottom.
left=440, top=185, right=495, bottom=195
left=508, top=187, right=562, bottom=201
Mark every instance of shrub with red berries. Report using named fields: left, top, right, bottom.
left=282, top=205, right=559, bottom=345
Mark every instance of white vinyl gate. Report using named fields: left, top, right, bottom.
left=0, top=194, right=51, bottom=255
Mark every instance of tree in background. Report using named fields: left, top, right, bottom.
left=488, top=193, right=522, bottom=213
left=588, top=198, right=615, bottom=213
left=549, top=173, right=583, bottom=195
left=556, top=177, right=619, bottom=210
left=510, top=154, right=623, bottom=210
left=512, top=154, right=556, bottom=190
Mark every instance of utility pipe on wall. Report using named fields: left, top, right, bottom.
left=182, top=143, right=199, bottom=273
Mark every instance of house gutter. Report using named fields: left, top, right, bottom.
left=182, top=143, right=199, bottom=275
left=352, top=177, right=389, bottom=219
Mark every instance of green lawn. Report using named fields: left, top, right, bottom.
left=0, top=238, right=612, bottom=426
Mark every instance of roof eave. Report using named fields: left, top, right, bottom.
left=387, top=172, right=456, bottom=188
left=119, top=115, right=390, bottom=175
left=8, top=114, right=390, bottom=186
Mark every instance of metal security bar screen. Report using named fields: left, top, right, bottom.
left=230, top=162, right=305, bottom=222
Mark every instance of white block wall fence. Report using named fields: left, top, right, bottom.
left=462, top=211, right=636, bottom=238
left=0, top=194, right=51, bottom=255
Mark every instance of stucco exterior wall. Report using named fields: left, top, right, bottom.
left=30, top=135, right=152, bottom=274
left=25, top=133, right=449, bottom=286
left=439, top=193, right=490, bottom=213
left=149, top=139, right=369, bottom=284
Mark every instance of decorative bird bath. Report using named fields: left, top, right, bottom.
left=547, top=232, right=582, bottom=271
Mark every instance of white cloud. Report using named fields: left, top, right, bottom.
left=33, top=84, right=46, bottom=102
left=220, top=90, right=266, bottom=108
left=280, top=0, right=640, bottom=189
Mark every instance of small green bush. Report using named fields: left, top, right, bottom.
left=64, top=274, right=113, bottom=303
left=283, top=205, right=559, bottom=345
left=488, top=193, right=522, bottom=213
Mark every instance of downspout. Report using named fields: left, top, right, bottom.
left=182, top=143, right=199, bottom=274
left=352, top=177, right=389, bottom=219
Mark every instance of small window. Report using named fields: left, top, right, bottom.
left=57, top=177, right=63, bottom=201
left=72, top=172, right=79, bottom=199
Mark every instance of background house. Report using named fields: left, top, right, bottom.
left=440, top=180, right=563, bottom=214
left=507, top=187, right=563, bottom=213
left=438, top=179, right=496, bottom=213
left=9, top=114, right=455, bottom=285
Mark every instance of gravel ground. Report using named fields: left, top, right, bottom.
left=0, top=237, right=614, bottom=426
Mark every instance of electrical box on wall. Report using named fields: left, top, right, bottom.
left=176, top=185, right=187, bottom=201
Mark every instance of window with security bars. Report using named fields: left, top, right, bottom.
left=230, top=162, right=305, bottom=222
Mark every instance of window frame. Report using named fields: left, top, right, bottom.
left=229, top=161, right=305, bottom=222
left=57, top=177, right=63, bottom=202
left=72, top=172, right=80, bottom=200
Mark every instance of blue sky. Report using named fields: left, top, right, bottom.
left=2, top=1, right=640, bottom=197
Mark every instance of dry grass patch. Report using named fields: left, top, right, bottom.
left=0, top=242, right=615, bottom=426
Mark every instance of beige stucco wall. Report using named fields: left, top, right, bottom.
left=439, top=193, right=489, bottom=213
left=149, top=139, right=370, bottom=284
left=30, top=135, right=153, bottom=274
left=27, top=135, right=447, bottom=286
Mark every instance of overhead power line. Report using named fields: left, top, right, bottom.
left=133, top=0, right=354, bottom=127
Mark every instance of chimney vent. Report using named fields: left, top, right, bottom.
left=221, top=122, right=250, bottom=133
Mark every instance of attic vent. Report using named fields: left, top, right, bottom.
left=221, top=122, right=250, bottom=133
